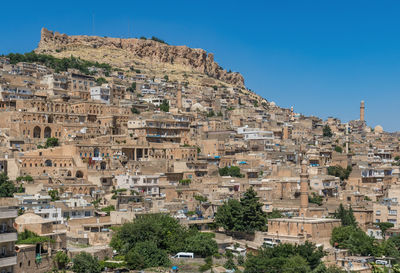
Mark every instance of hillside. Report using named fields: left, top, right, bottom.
left=36, top=28, right=245, bottom=88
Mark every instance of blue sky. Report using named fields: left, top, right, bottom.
left=1, top=0, right=400, bottom=131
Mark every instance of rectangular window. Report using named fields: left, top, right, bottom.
left=389, top=210, right=397, bottom=216
left=376, top=210, right=381, bottom=216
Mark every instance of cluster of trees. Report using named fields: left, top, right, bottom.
left=110, top=214, right=218, bottom=270
left=309, top=192, right=323, bottom=206
left=218, top=166, right=243, bottom=178
left=38, top=137, right=59, bottom=149
left=159, top=99, right=169, bottom=112
left=332, top=204, right=400, bottom=259
left=95, top=77, right=108, bottom=85
left=327, top=165, right=352, bottom=181
left=215, top=188, right=267, bottom=233
left=150, top=36, right=168, bottom=44
left=244, top=242, right=343, bottom=273
left=48, top=189, right=60, bottom=201
left=72, top=252, right=102, bottom=273
left=6, top=52, right=112, bottom=75
left=0, top=172, right=16, bottom=197
left=323, top=125, right=333, bottom=137
left=130, top=107, right=140, bottom=114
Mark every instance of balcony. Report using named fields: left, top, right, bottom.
left=0, top=255, right=17, bottom=267
left=0, top=232, right=17, bottom=243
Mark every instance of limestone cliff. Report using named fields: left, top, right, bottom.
left=36, top=28, right=244, bottom=87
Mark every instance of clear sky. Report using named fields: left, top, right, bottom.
left=1, top=0, right=399, bottom=131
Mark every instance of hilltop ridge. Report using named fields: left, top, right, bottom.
left=36, top=28, right=244, bottom=87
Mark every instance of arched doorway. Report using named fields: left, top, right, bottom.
left=75, top=171, right=83, bottom=178
left=44, top=127, right=52, bottom=138
left=33, top=126, right=41, bottom=138
left=44, top=160, right=52, bottom=167
left=100, top=162, right=106, bottom=170
left=94, top=148, right=100, bottom=158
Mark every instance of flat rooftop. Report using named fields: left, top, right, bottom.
left=268, top=217, right=341, bottom=224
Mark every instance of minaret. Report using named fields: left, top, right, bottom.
left=299, top=157, right=309, bottom=217
left=177, top=86, right=182, bottom=110
left=360, top=100, right=365, bottom=122
left=345, top=123, right=349, bottom=154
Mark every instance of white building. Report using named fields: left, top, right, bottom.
left=237, top=125, right=274, bottom=150
left=90, top=85, right=111, bottom=104
left=34, top=207, right=63, bottom=224
left=115, top=174, right=161, bottom=197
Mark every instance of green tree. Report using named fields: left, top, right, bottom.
left=218, top=166, right=243, bottom=178
left=72, top=252, right=101, bottom=273
left=48, top=189, right=60, bottom=201
left=215, top=199, right=244, bottom=232
left=100, top=205, right=115, bottom=216
left=110, top=214, right=187, bottom=255
left=95, top=77, right=108, bottom=85
left=327, top=165, right=352, bottom=181
left=266, top=209, right=283, bottom=219
left=159, top=100, right=169, bottom=112
left=241, top=187, right=267, bottom=232
left=376, top=222, right=394, bottom=238
left=330, top=226, right=378, bottom=256
left=215, top=188, right=267, bottom=233
left=16, top=175, right=33, bottom=182
left=53, top=251, right=70, bottom=270
left=224, top=256, right=237, bottom=270
left=184, top=232, right=218, bottom=257
left=281, top=255, right=310, bottom=273
left=125, top=240, right=170, bottom=270
left=323, top=125, right=333, bottom=137
left=244, top=242, right=325, bottom=273
left=334, top=146, right=343, bottom=153
left=131, top=107, right=140, bottom=114
left=45, top=137, right=59, bottom=148
left=309, top=193, right=323, bottom=206
left=0, top=172, right=15, bottom=197
left=207, top=110, right=216, bottom=117
left=333, top=204, right=357, bottom=227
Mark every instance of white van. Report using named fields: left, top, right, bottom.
left=173, top=252, right=194, bottom=259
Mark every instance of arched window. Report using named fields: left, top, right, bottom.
left=94, top=148, right=100, bottom=158
left=33, top=126, right=41, bottom=138
left=44, top=127, right=52, bottom=138
left=44, top=160, right=52, bottom=167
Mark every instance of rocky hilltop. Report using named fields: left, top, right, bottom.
left=36, top=28, right=244, bottom=87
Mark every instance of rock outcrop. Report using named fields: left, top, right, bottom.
left=36, top=28, right=244, bottom=87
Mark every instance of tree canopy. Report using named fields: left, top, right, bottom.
left=110, top=214, right=217, bottom=269
left=72, top=252, right=102, bottom=273
left=6, top=52, right=111, bottom=75
left=215, top=188, right=267, bottom=233
left=244, top=242, right=326, bottom=273
left=327, top=165, right=352, bottom=181
left=323, top=125, right=333, bottom=137
left=333, top=204, right=357, bottom=227
left=159, top=100, right=169, bottom=112
left=218, top=166, right=244, bottom=178
left=0, top=172, right=15, bottom=197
